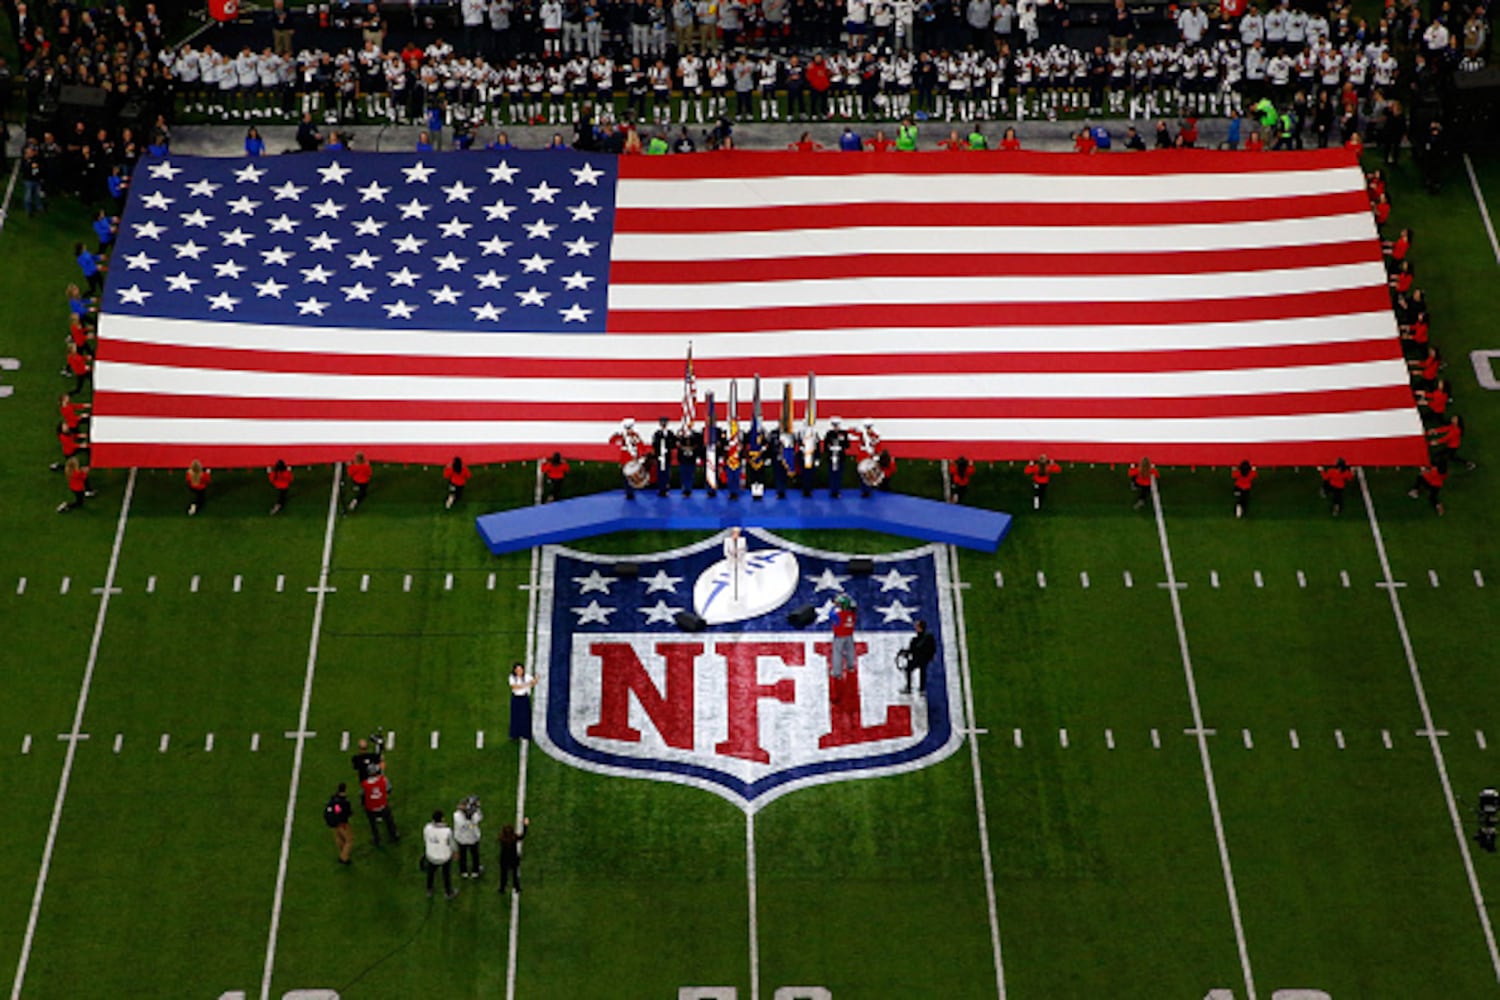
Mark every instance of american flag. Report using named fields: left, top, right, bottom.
left=89, top=148, right=1427, bottom=469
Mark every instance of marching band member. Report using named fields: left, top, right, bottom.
left=609, top=417, right=646, bottom=499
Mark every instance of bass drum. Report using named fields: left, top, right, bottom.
left=857, top=457, right=885, bottom=488
left=623, top=458, right=652, bottom=489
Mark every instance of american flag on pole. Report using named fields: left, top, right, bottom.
left=89, top=148, right=1426, bottom=468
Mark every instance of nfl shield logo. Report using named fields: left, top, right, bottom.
left=533, top=530, right=966, bottom=812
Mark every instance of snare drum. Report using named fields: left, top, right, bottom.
left=857, top=457, right=884, bottom=488
left=623, top=458, right=651, bottom=489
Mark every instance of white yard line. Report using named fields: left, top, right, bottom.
left=506, top=460, right=545, bottom=1000
left=1149, top=480, right=1257, bottom=1000
left=259, top=465, right=343, bottom=1000
left=1466, top=155, right=1500, bottom=267
left=0, top=161, right=20, bottom=235
left=947, top=545, right=1008, bottom=999
left=10, top=469, right=137, bottom=1000
left=1357, top=469, right=1500, bottom=984
left=746, top=812, right=760, bottom=1000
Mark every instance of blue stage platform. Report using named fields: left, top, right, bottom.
left=475, top=489, right=1012, bottom=555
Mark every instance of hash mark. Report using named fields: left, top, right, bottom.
left=1254, top=570, right=1264, bottom=588
left=445, top=573, right=454, bottom=591
left=1340, top=570, right=1351, bottom=588
left=1013, top=728, right=1023, bottom=748
left=994, top=570, right=1004, bottom=588
left=1477, top=570, right=1486, bottom=588
left=147, top=575, right=157, bottom=593
left=205, top=733, right=215, bottom=752
left=1297, top=570, right=1307, bottom=588
left=1036, top=570, right=1046, bottom=589
left=1105, top=728, right=1115, bottom=749
left=251, top=733, right=261, bottom=752
left=276, top=574, right=285, bottom=593
left=487, top=572, right=497, bottom=590
left=233, top=575, right=243, bottom=593
left=403, top=574, right=413, bottom=592
left=113, top=733, right=123, bottom=754
left=1289, top=729, right=1300, bottom=750
left=1080, top=571, right=1089, bottom=589
left=386, top=730, right=396, bottom=750
left=360, top=574, right=370, bottom=592
left=22, top=734, right=31, bottom=755
left=190, top=575, right=200, bottom=593
left=1123, top=570, right=1133, bottom=588
left=15, top=577, right=25, bottom=595
left=1429, top=570, right=1441, bottom=588
left=430, top=730, right=440, bottom=750
left=158, top=733, right=170, bottom=753
left=1210, top=570, right=1220, bottom=589
left=59, top=577, right=70, bottom=595
left=340, top=731, right=350, bottom=751
left=1059, top=728, right=1069, bottom=748
left=476, top=730, right=485, bottom=749
left=1150, top=728, right=1160, bottom=749
left=1243, top=729, right=1254, bottom=749
left=1335, top=729, right=1345, bottom=750
left=1382, top=729, right=1393, bottom=749
left=1479, top=730, right=1488, bottom=750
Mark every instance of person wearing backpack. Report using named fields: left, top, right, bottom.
left=325, top=784, right=354, bottom=865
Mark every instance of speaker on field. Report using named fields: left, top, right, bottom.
left=613, top=562, right=640, bottom=578
left=847, top=557, right=875, bottom=575
left=674, top=611, right=708, bottom=632
left=787, top=604, right=817, bottom=628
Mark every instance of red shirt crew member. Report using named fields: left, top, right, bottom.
left=64, top=341, right=91, bottom=394
left=829, top=594, right=858, bottom=701
left=1128, top=457, right=1158, bottom=509
left=1427, top=415, right=1474, bottom=470
left=1231, top=460, right=1258, bottom=519
left=185, top=459, right=211, bottom=517
left=948, top=457, right=973, bottom=504
left=1408, top=461, right=1448, bottom=516
left=541, top=451, right=569, bottom=503
left=52, top=421, right=87, bottom=471
left=57, top=456, right=93, bottom=513
left=1024, top=455, right=1061, bottom=510
left=444, top=456, right=471, bottom=510
left=1319, top=458, right=1355, bottom=516
left=347, top=452, right=373, bottom=512
left=59, top=393, right=90, bottom=432
left=360, top=770, right=399, bottom=845
left=268, top=459, right=294, bottom=516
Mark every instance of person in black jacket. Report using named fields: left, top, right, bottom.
left=498, top=817, right=531, bottom=894
left=325, top=784, right=354, bottom=865
left=651, top=416, right=676, bottom=496
left=899, top=619, right=938, bottom=697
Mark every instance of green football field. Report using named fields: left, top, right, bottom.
left=2, top=151, right=1500, bottom=1000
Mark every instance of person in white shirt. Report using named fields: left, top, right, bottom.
left=453, top=796, right=485, bottom=880
left=423, top=810, right=458, bottom=898
left=1176, top=1, right=1208, bottom=48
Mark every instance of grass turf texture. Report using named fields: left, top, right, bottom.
left=1, top=153, right=1499, bottom=999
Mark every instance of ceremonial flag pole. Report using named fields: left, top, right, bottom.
left=681, top=342, right=697, bottom=431
left=806, top=372, right=817, bottom=432
left=781, top=381, right=794, bottom=431
left=705, top=389, right=718, bottom=493
left=751, top=375, right=762, bottom=436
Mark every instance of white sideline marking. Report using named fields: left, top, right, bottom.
left=1429, top=570, right=1440, bottom=588
left=276, top=574, right=285, bottom=593
left=1335, top=730, right=1345, bottom=750
left=403, top=574, right=413, bottom=592
left=252, top=733, right=261, bottom=751
left=1013, top=728, right=1023, bottom=748
left=147, top=575, right=157, bottom=593
left=1123, top=570, right=1133, bottom=588
left=59, top=577, right=70, bottom=595
left=1253, top=570, right=1264, bottom=588
left=1080, top=571, right=1089, bottom=589
left=488, top=572, right=497, bottom=590
left=1151, top=728, right=1161, bottom=749
left=1105, top=729, right=1115, bottom=749
left=1243, top=729, right=1254, bottom=749
left=445, top=572, right=454, bottom=591
left=112, top=734, right=123, bottom=754
left=1465, top=154, right=1500, bottom=266
left=360, top=574, right=370, bottom=592
left=206, top=733, right=215, bottom=752
left=507, top=459, right=545, bottom=1000
left=1059, top=728, right=1069, bottom=748
left=1480, top=731, right=1489, bottom=751
left=340, top=731, right=349, bottom=751
left=1296, top=571, right=1306, bottom=589
left=11, top=468, right=137, bottom=1000
left=14, top=577, right=24, bottom=595
left=1036, top=570, right=1046, bottom=589
left=1340, top=570, right=1351, bottom=588
left=1289, top=729, right=1300, bottom=750
left=1362, top=467, right=1497, bottom=985
left=1477, top=570, right=1486, bottom=589
left=159, top=734, right=170, bottom=753
left=994, top=570, right=1003, bottom=588
left=1382, top=729, right=1393, bottom=749
left=1149, top=480, right=1257, bottom=1000
left=233, top=575, right=243, bottom=593
left=191, top=575, right=200, bottom=593
left=1211, top=570, right=1220, bottom=589
left=21, top=735, right=31, bottom=755
left=476, top=730, right=485, bottom=749
left=260, top=465, right=343, bottom=1000
left=430, top=730, right=440, bottom=750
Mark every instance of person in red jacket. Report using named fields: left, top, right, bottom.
left=59, top=392, right=90, bottom=433
left=1318, top=457, right=1355, bottom=516
left=788, top=131, right=824, bottom=152
left=63, top=341, right=91, bottom=395
left=999, top=126, right=1022, bottom=150
left=51, top=421, right=88, bottom=471
left=805, top=55, right=830, bottom=117
left=1408, top=345, right=1441, bottom=387
left=1128, top=457, right=1157, bottom=509
left=867, top=128, right=896, bottom=152
left=541, top=451, right=569, bottom=503
left=1407, top=460, right=1448, bottom=516
left=1427, top=415, right=1475, bottom=470
left=268, top=459, right=294, bottom=516
left=1073, top=127, right=1096, bottom=153
left=360, top=769, right=399, bottom=846
left=347, top=451, right=373, bottom=512
left=1024, top=454, right=1061, bottom=510
left=57, top=456, right=94, bottom=513
left=186, top=459, right=211, bottom=516
left=829, top=593, right=858, bottom=703
left=444, top=456, right=471, bottom=510
left=1231, top=459, right=1258, bottom=519
left=1415, top=378, right=1450, bottom=424
left=947, top=456, right=973, bottom=504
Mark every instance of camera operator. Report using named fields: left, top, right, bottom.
left=454, top=795, right=485, bottom=879
left=353, top=730, right=398, bottom=845
left=351, top=732, right=385, bottom=781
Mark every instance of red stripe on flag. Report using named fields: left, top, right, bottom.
left=614, top=192, right=1370, bottom=232
left=610, top=241, right=1381, bottom=284
left=617, top=148, right=1363, bottom=180
left=95, top=336, right=1402, bottom=379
